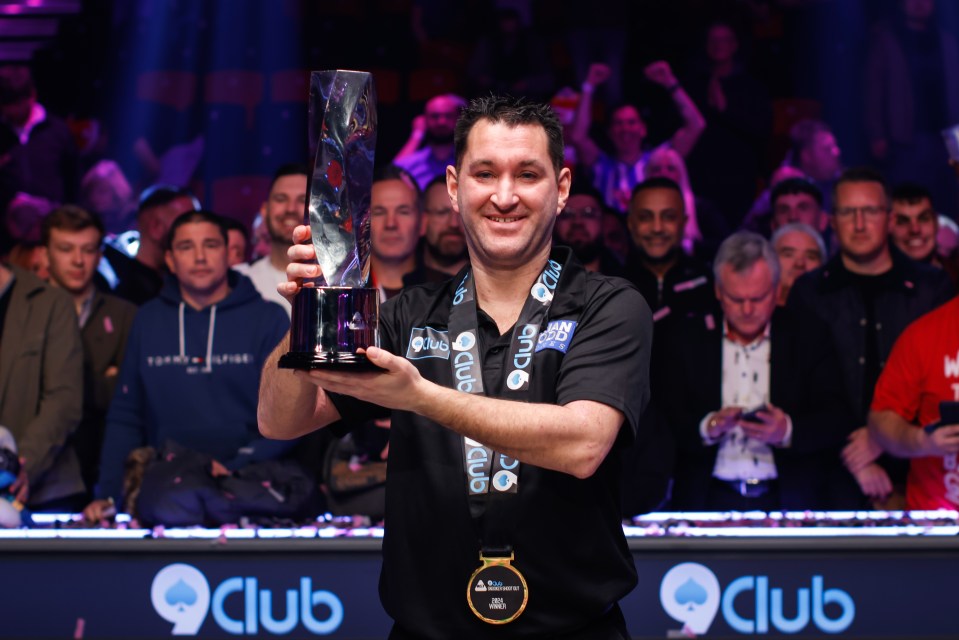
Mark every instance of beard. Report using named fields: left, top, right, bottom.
left=425, top=129, right=454, bottom=146
left=557, top=230, right=604, bottom=264
left=425, top=233, right=468, bottom=267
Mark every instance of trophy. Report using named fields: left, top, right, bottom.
left=279, top=70, right=379, bottom=370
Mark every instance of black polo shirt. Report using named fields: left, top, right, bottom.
left=330, top=250, right=651, bottom=638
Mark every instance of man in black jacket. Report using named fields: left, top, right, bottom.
left=624, top=177, right=716, bottom=323
left=788, top=167, right=954, bottom=507
left=655, top=232, right=853, bottom=511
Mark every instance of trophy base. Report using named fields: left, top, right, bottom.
left=278, top=351, right=382, bottom=371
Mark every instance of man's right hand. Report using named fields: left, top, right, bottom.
left=585, top=63, right=611, bottom=87
left=278, top=224, right=323, bottom=304
left=83, top=499, right=116, bottom=523
left=923, top=424, right=959, bottom=456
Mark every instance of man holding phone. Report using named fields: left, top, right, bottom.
left=653, top=232, right=853, bottom=511
left=869, top=296, right=959, bottom=510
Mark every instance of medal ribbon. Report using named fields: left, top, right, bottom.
left=449, top=255, right=565, bottom=556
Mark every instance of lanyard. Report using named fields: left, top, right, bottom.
left=449, top=255, right=564, bottom=553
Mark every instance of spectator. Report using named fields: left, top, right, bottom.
left=234, top=164, right=307, bottom=314
left=41, top=206, right=136, bottom=500
left=393, top=94, right=466, bottom=190
left=553, top=182, right=623, bottom=276
left=83, top=210, right=291, bottom=524
left=685, top=20, right=773, bottom=229
left=741, top=165, right=807, bottom=235
left=772, top=222, right=826, bottom=306
left=0, top=65, right=78, bottom=216
left=104, top=185, right=199, bottom=306
left=404, top=174, right=468, bottom=285
left=769, top=177, right=827, bottom=235
left=570, top=61, right=706, bottom=213
left=645, top=145, right=729, bottom=260
left=222, top=216, right=249, bottom=267
left=869, top=293, right=959, bottom=509
left=79, top=160, right=137, bottom=235
left=866, top=0, right=959, bottom=219
left=624, top=177, right=716, bottom=322
left=789, top=167, right=953, bottom=507
left=0, top=258, right=83, bottom=511
left=371, top=166, right=422, bottom=299
left=654, top=232, right=852, bottom=511
left=888, top=182, right=939, bottom=264
left=782, top=119, right=842, bottom=212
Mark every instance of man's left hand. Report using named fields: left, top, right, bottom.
left=644, top=60, right=678, bottom=88
left=299, top=347, right=427, bottom=414
left=842, top=426, right=883, bottom=472
left=739, top=404, right=789, bottom=445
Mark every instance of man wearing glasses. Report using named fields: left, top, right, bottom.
left=404, top=174, right=469, bottom=286
left=788, top=167, right=953, bottom=508
left=553, top=183, right=623, bottom=277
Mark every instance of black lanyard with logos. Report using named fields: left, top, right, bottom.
left=448, top=254, right=565, bottom=624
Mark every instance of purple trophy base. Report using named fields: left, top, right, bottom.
left=279, top=286, right=381, bottom=370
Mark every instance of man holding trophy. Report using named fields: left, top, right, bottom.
left=259, top=71, right=651, bottom=638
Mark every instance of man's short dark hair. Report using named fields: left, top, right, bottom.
left=377, top=164, right=423, bottom=207
left=454, top=95, right=565, bottom=176
left=41, top=205, right=105, bottom=246
left=891, top=182, right=933, bottom=207
left=0, top=65, right=34, bottom=106
left=138, top=185, right=199, bottom=218
left=269, top=163, right=309, bottom=192
left=423, top=173, right=447, bottom=194
left=833, top=166, right=889, bottom=207
left=166, top=210, right=228, bottom=250
left=631, top=176, right=683, bottom=203
left=771, top=177, right=824, bottom=209
left=568, top=179, right=605, bottom=204
left=221, top=215, right=250, bottom=243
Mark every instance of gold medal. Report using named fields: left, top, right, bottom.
left=466, top=552, right=529, bottom=624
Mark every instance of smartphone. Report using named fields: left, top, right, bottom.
left=740, top=404, right=769, bottom=423
left=923, top=401, right=959, bottom=433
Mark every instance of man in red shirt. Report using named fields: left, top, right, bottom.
left=869, top=296, right=959, bottom=509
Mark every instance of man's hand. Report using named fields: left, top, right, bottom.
left=278, top=224, right=322, bottom=303
left=705, top=407, right=743, bottom=440
left=923, top=424, right=959, bottom=456
left=852, top=462, right=893, bottom=500
left=585, top=63, right=611, bottom=87
left=210, top=460, right=231, bottom=478
left=842, top=426, right=883, bottom=473
left=375, top=418, right=391, bottom=460
left=83, top=499, right=116, bottom=523
left=299, top=347, right=427, bottom=413
left=410, top=114, right=426, bottom=138
left=644, top=60, right=678, bottom=88
left=9, top=458, right=28, bottom=505
left=739, top=404, right=789, bottom=445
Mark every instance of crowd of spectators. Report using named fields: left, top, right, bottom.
left=1, top=0, right=959, bottom=526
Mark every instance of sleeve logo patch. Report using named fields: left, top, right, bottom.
left=406, top=327, right=451, bottom=360
left=535, top=320, right=577, bottom=354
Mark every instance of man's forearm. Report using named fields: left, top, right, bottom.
left=868, top=409, right=927, bottom=458
left=257, top=332, right=339, bottom=440
left=414, top=382, right=622, bottom=480
left=670, top=86, right=706, bottom=157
